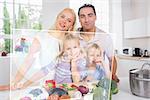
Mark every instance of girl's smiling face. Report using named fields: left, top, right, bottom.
left=64, top=39, right=80, bottom=58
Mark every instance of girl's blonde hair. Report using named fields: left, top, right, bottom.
left=87, top=43, right=102, bottom=56
left=58, top=33, right=79, bottom=58
left=50, top=8, right=76, bottom=31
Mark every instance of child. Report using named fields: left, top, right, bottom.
left=20, top=34, right=87, bottom=88
left=85, top=43, right=110, bottom=82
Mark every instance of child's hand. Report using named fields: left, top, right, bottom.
left=86, top=76, right=94, bottom=82
left=72, top=49, right=80, bottom=59
left=47, top=94, right=59, bottom=100
left=43, top=84, right=49, bottom=91
left=94, top=57, right=103, bottom=65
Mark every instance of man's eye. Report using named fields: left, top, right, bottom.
left=88, top=13, right=93, bottom=17
left=80, top=15, right=85, bottom=18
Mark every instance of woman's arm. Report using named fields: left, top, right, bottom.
left=22, top=69, right=46, bottom=88
left=0, top=85, right=10, bottom=91
left=12, top=61, right=56, bottom=90
left=12, top=38, right=40, bottom=84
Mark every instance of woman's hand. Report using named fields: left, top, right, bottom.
left=0, top=85, right=10, bottom=91
left=11, top=82, right=24, bottom=90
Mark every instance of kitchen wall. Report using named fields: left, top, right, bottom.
left=109, top=0, right=123, bottom=54
left=147, top=0, right=150, bottom=36
left=123, top=38, right=150, bottom=50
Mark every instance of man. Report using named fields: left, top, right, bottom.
left=77, top=4, right=119, bottom=83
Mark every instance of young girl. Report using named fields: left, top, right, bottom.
left=21, top=34, right=87, bottom=88
left=85, top=43, right=110, bottom=82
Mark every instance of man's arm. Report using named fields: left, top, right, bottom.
left=112, top=56, right=119, bottom=83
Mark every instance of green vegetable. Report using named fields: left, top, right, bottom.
left=48, top=83, right=53, bottom=88
left=111, top=80, right=118, bottom=94
left=93, top=77, right=112, bottom=100
left=62, top=84, right=68, bottom=88
left=67, top=87, right=75, bottom=91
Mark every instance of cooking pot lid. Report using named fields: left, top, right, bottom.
left=138, top=69, right=150, bottom=75
left=136, top=63, right=150, bottom=78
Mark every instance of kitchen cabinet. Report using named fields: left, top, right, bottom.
left=124, top=18, right=150, bottom=38
left=116, top=57, right=150, bottom=77
left=0, top=56, right=10, bottom=85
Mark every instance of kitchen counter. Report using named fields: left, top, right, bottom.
left=116, top=55, right=150, bottom=62
left=1, top=78, right=149, bottom=100
left=112, top=77, right=150, bottom=100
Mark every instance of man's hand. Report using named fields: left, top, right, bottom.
left=112, top=74, right=120, bottom=83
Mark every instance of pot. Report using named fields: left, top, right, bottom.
left=129, top=63, right=150, bottom=98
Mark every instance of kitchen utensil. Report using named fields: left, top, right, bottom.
left=132, top=48, right=142, bottom=57
left=143, top=50, right=149, bottom=57
left=129, top=63, right=150, bottom=98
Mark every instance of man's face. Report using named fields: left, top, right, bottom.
left=79, top=7, right=96, bottom=31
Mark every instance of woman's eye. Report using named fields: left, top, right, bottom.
left=60, top=15, right=65, bottom=18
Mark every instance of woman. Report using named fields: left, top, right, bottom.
left=10, top=8, right=76, bottom=89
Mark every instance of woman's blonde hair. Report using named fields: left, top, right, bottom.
left=51, top=8, right=76, bottom=31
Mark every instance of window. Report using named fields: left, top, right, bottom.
left=0, top=0, right=42, bottom=54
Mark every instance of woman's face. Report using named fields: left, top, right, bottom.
left=64, top=39, right=80, bottom=58
left=56, top=9, right=75, bottom=31
left=87, top=48, right=101, bottom=63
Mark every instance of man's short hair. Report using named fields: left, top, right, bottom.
left=78, top=4, right=96, bottom=16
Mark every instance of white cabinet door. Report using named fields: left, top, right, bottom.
left=117, top=59, right=147, bottom=77
left=124, top=18, right=150, bottom=38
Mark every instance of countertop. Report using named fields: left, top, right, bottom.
left=0, top=77, right=150, bottom=100
left=112, top=77, right=150, bottom=100
left=116, top=55, right=150, bottom=61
